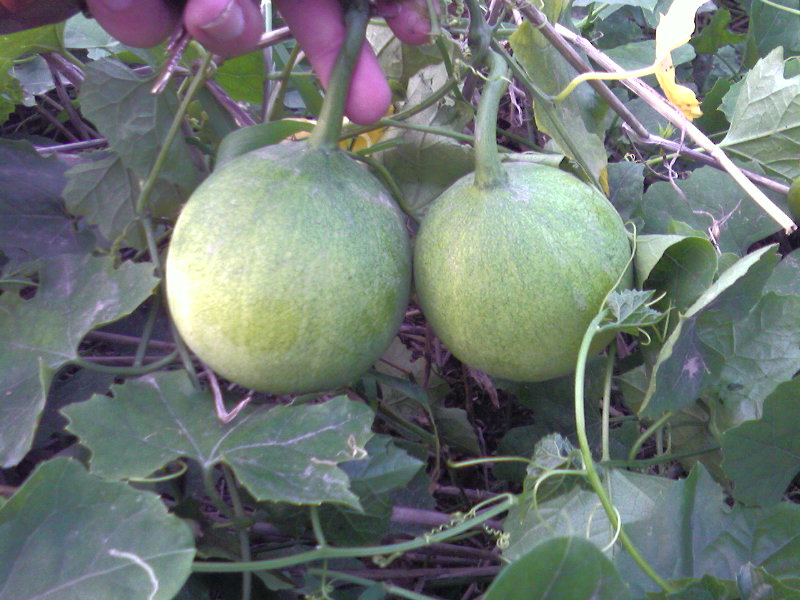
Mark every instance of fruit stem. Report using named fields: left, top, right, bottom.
left=308, top=0, right=371, bottom=152
left=473, top=50, right=510, bottom=189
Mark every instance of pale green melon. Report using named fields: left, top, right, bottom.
left=413, top=163, right=632, bottom=382
left=166, top=144, right=412, bottom=394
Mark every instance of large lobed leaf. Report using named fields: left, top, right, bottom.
left=0, top=253, right=157, bottom=467
left=64, top=371, right=376, bottom=508
left=721, top=47, right=800, bottom=183
left=0, top=457, right=195, bottom=600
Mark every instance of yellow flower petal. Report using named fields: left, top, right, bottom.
left=655, top=0, right=709, bottom=59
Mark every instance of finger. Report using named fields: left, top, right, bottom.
left=0, top=0, right=82, bottom=34
left=183, top=0, right=264, bottom=58
left=85, top=0, right=178, bottom=48
left=375, top=0, right=433, bottom=46
left=273, top=0, right=391, bottom=125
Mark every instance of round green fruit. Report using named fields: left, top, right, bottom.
left=166, top=144, right=412, bottom=394
left=413, top=163, right=632, bottom=383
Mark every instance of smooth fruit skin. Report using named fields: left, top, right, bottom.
left=414, top=163, right=632, bottom=383
left=166, top=143, right=412, bottom=394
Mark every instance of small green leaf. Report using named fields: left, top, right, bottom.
left=64, top=371, right=375, bottom=508
left=0, top=253, right=157, bottom=467
left=600, top=288, right=664, bottom=334
left=486, top=537, right=632, bottom=600
left=0, top=457, right=195, bottom=600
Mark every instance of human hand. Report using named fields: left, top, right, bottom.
left=0, top=0, right=434, bottom=124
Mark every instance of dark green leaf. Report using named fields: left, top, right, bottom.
left=746, top=0, right=800, bottom=65
left=607, top=160, right=644, bottom=221
left=62, top=153, right=142, bottom=247
left=320, top=436, right=424, bottom=545
left=64, top=371, right=375, bottom=508
left=0, top=457, right=195, bottom=600
left=486, top=537, right=632, bottom=600
left=641, top=245, right=779, bottom=418
left=691, top=9, right=746, bottom=54
left=212, top=50, right=265, bottom=104
left=80, top=58, right=199, bottom=192
left=634, top=234, right=718, bottom=311
left=722, top=378, right=800, bottom=506
left=600, top=288, right=664, bottom=334
left=0, top=253, right=157, bottom=467
left=641, top=167, right=783, bottom=256
left=764, top=248, right=800, bottom=295
left=0, top=139, right=91, bottom=257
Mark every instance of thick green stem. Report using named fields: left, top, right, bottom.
left=574, top=316, right=676, bottom=593
left=308, top=0, right=371, bottom=151
left=222, top=466, right=252, bottom=600
left=474, top=51, right=509, bottom=189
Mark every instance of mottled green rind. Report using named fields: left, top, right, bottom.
left=166, top=144, right=412, bottom=394
left=414, top=163, right=632, bottom=382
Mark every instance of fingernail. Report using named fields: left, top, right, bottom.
left=198, top=0, right=245, bottom=42
left=97, top=0, right=133, bottom=10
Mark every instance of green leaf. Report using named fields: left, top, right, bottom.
left=63, top=371, right=375, bottom=508
left=0, top=254, right=157, bottom=467
left=320, top=435, right=424, bottom=545
left=641, top=166, right=784, bottom=256
left=379, top=63, right=474, bottom=220
left=486, top=537, right=632, bottom=600
left=600, top=289, right=664, bottom=334
left=765, top=247, right=800, bottom=295
left=0, top=57, right=22, bottom=123
left=691, top=9, right=746, bottom=54
left=0, top=139, right=92, bottom=257
left=616, top=465, right=800, bottom=592
left=607, top=160, right=644, bottom=221
left=721, top=378, right=800, bottom=506
left=635, top=234, right=718, bottom=311
left=504, top=469, right=671, bottom=561
left=0, top=457, right=195, bottom=600
left=211, top=50, right=265, bottom=105
left=510, top=21, right=608, bottom=191
left=641, top=245, right=780, bottom=418
left=746, top=0, right=800, bottom=65
left=62, top=153, right=142, bottom=247
left=79, top=58, right=198, bottom=192
left=655, top=575, right=738, bottom=599
left=721, top=47, right=800, bottom=183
